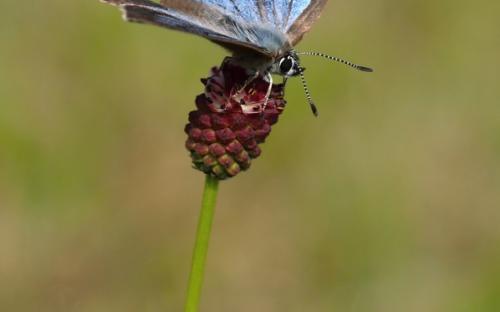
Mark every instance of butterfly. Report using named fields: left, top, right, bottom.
left=102, top=0, right=372, bottom=116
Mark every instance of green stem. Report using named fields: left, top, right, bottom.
left=184, top=174, right=219, bottom=312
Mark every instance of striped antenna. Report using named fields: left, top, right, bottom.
left=299, top=68, right=319, bottom=117
left=297, top=52, right=373, bottom=72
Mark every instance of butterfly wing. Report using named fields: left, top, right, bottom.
left=103, top=1, right=327, bottom=57
left=284, top=0, right=329, bottom=45
left=165, top=0, right=282, bottom=28
left=184, top=1, right=329, bottom=46
left=103, top=0, right=288, bottom=57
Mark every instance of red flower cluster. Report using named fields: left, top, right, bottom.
left=185, top=60, right=286, bottom=179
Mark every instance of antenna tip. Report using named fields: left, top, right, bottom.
left=357, top=65, right=374, bottom=72
left=311, top=103, right=319, bottom=117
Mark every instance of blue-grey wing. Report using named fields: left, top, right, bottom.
left=184, top=0, right=328, bottom=44
left=102, top=0, right=289, bottom=57
left=181, top=0, right=280, bottom=26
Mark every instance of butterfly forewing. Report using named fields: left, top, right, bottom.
left=285, top=0, right=328, bottom=45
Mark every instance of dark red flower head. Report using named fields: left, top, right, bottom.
left=185, top=60, right=286, bottom=180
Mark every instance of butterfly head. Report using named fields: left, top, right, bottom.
left=271, top=52, right=303, bottom=77
left=269, top=51, right=373, bottom=117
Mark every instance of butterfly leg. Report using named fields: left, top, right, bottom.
left=262, top=72, right=273, bottom=111
left=235, top=71, right=260, bottom=98
left=282, top=76, right=289, bottom=96
left=222, top=57, right=260, bottom=102
left=232, top=71, right=260, bottom=111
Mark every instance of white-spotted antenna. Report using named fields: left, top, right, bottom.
left=297, top=51, right=373, bottom=72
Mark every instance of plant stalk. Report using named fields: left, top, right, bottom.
left=184, top=174, right=219, bottom=312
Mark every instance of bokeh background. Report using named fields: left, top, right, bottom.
left=1, top=0, right=500, bottom=311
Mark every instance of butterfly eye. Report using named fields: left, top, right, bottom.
left=279, top=56, right=294, bottom=75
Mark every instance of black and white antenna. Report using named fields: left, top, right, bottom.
left=298, top=67, right=319, bottom=117
left=297, top=51, right=373, bottom=72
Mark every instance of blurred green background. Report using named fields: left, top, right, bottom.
left=1, top=0, right=500, bottom=311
